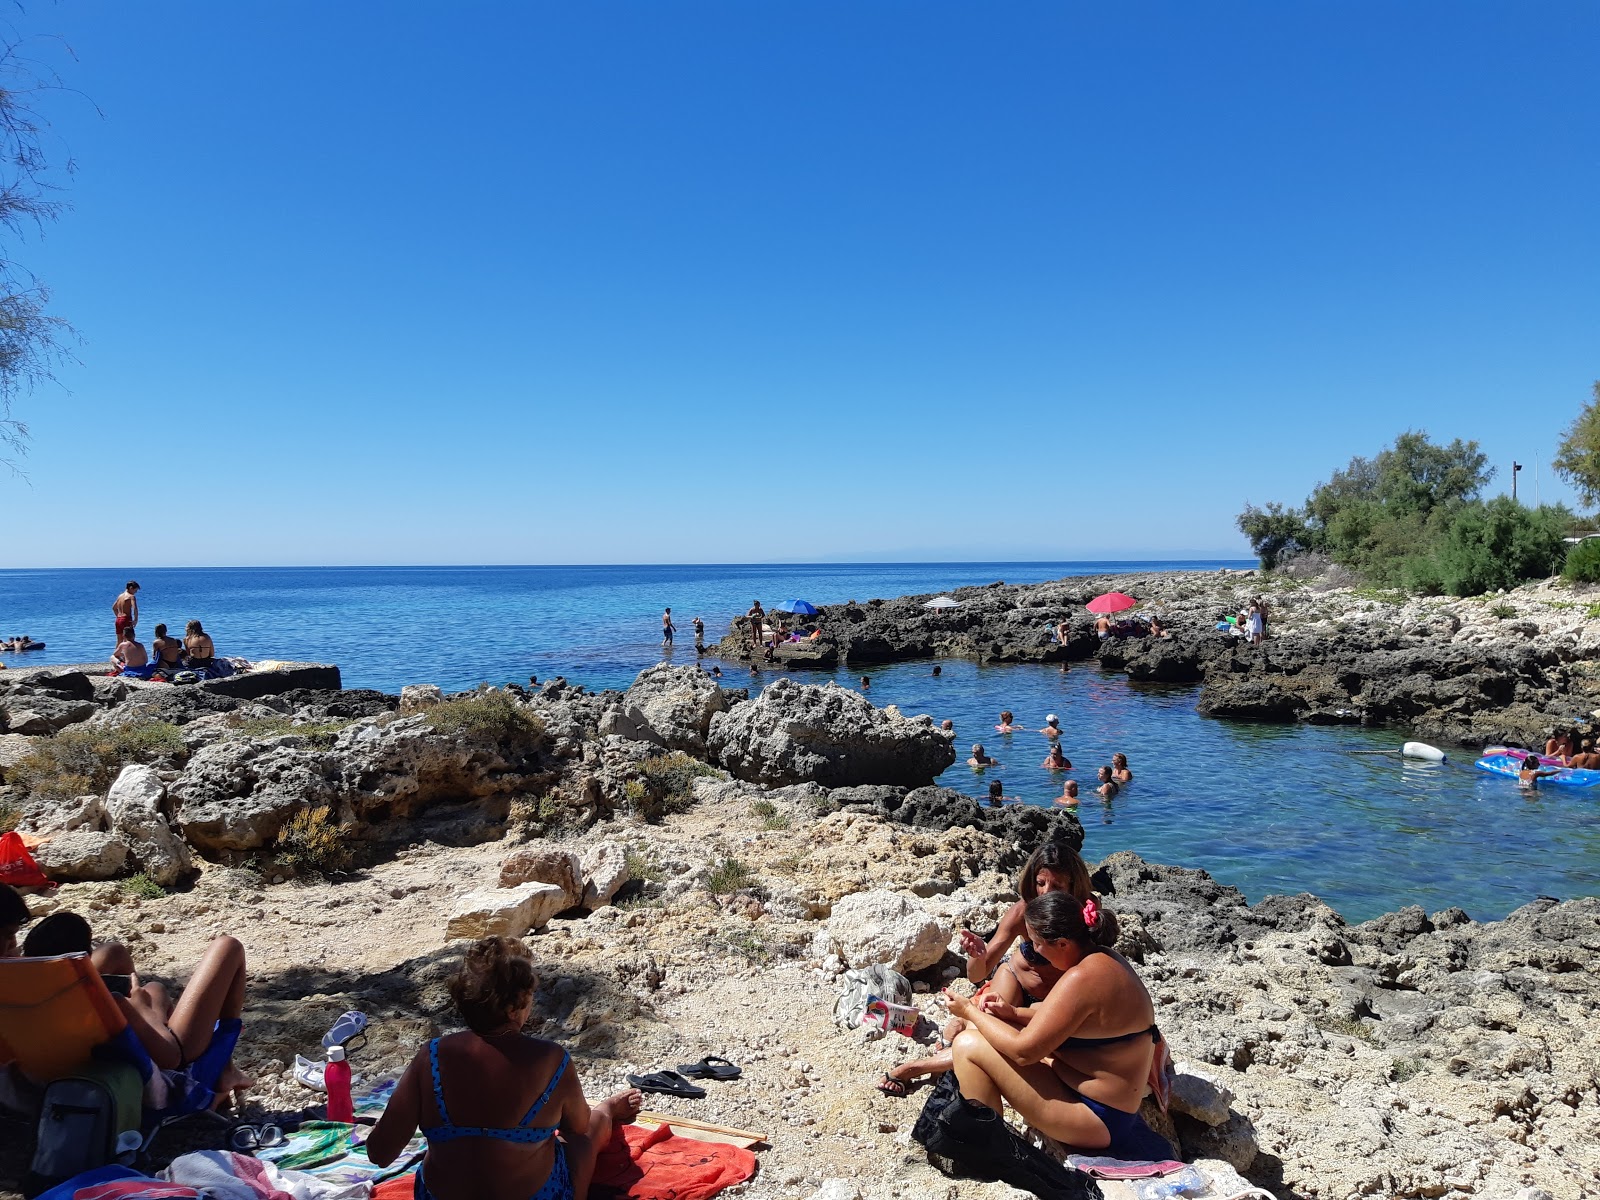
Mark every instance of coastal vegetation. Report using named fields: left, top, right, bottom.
left=424, top=690, right=545, bottom=743
left=271, top=805, right=354, bottom=876
left=9, top=722, right=187, bottom=804
left=1552, top=381, right=1600, bottom=508
left=1237, top=429, right=1572, bottom=594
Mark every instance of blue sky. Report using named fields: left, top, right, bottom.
left=2, top=1, right=1596, bottom=566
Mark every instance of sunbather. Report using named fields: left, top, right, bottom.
left=183, top=620, right=216, bottom=670
left=879, top=844, right=1093, bottom=1098
left=20, top=911, right=253, bottom=1102
left=369, top=936, right=642, bottom=1200
left=944, top=891, right=1172, bottom=1161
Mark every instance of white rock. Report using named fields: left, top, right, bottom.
left=580, top=840, right=630, bottom=910
left=446, top=882, right=568, bottom=939
left=26, top=793, right=107, bottom=836
left=399, top=684, right=443, bottom=713
left=499, top=846, right=583, bottom=906
left=33, top=831, right=129, bottom=881
left=806, top=1182, right=861, bottom=1200
left=824, top=889, right=948, bottom=973
left=1170, top=1060, right=1236, bottom=1127
left=106, top=764, right=192, bottom=886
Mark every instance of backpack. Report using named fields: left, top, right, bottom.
left=25, top=1059, right=143, bottom=1196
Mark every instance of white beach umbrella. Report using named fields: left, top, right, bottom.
left=923, top=596, right=962, bottom=609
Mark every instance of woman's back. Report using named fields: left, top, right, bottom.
left=416, top=1032, right=573, bottom=1200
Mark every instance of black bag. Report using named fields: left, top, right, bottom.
left=911, top=1071, right=1103, bottom=1200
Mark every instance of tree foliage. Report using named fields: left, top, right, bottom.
left=0, top=28, right=77, bottom=470
left=1552, top=381, right=1600, bottom=511
left=1564, top=537, right=1600, bottom=584
left=1237, top=430, right=1569, bottom=595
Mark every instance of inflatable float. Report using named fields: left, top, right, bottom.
left=1475, top=750, right=1600, bottom=789
left=1485, top=746, right=1573, bottom=768
left=1401, top=741, right=1446, bottom=762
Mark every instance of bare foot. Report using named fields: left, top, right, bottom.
left=599, top=1088, right=643, bottom=1125
left=210, top=1062, right=256, bottom=1110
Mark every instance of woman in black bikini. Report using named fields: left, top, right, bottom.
left=878, top=844, right=1092, bottom=1097
left=944, top=892, right=1172, bottom=1162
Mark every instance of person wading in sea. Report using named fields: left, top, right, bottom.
left=661, top=608, right=676, bottom=648
left=113, top=581, right=140, bottom=644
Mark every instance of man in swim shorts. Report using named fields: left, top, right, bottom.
left=661, top=608, right=675, bottom=647
left=747, top=601, right=765, bottom=649
left=113, top=581, right=140, bottom=643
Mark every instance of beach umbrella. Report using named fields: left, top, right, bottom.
left=775, top=599, right=820, bottom=615
left=923, top=596, right=962, bottom=609
left=1086, top=591, right=1138, bottom=614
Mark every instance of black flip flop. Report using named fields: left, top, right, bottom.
left=675, top=1055, right=742, bottom=1081
left=625, top=1070, right=707, bottom=1099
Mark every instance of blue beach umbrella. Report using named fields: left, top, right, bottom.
left=775, top=599, right=820, bottom=615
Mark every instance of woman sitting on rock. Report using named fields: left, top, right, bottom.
left=878, top=844, right=1092, bottom=1097
left=944, top=891, right=1173, bottom=1161
left=369, top=936, right=641, bottom=1200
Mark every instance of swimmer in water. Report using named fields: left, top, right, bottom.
left=1519, top=758, right=1559, bottom=790
left=1096, top=765, right=1120, bottom=799
left=985, top=780, right=1009, bottom=807
left=968, top=744, right=1000, bottom=768
left=1053, top=779, right=1080, bottom=807
left=995, top=710, right=1023, bottom=734
left=1039, top=713, right=1062, bottom=739
left=1112, top=752, right=1133, bottom=784
left=932, top=665, right=942, bottom=677
left=859, top=676, right=871, bottom=691
left=941, top=719, right=954, bottom=733
left=1041, top=744, right=1071, bottom=771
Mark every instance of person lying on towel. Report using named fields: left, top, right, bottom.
left=369, top=936, right=642, bottom=1200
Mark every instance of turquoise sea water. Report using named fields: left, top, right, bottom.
left=3, top=563, right=1597, bottom=921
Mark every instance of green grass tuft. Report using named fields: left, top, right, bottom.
left=706, top=857, right=754, bottom=895
left=273, top=806, right=353, bottom=875
left=425, top=692, right=545, bottom=743
left=10, top=724, right=188, bottom=804
left=120, top=873, right=166, bottom=900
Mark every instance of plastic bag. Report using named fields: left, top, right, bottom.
left=0, top=830, right=53, bottom=889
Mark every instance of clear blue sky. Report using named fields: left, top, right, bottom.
left=3, top=1, right=1596, bottom=566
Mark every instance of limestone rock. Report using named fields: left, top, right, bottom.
left=1, top=695, right=97, bottom=736
left=824, top=889, right=948, bottom=973
left=25, top=793, right=106, bottom=836
left=446, top=882, right=568, bottom=939
left=105, top=764, right=192, bottom=885
left=1170, top=1061, right=1235, bottom=1127
left=399, top=684, right=443, bottom=713
left=596, top=664, right=727, bottom=755
left=707, top=680, right=955, bottom=787
left=33, top=831, right=129, bottom=881
left=0, top=732, right=40, bottom=776
left=580, top=840, right=629, bottom=909
left=499, top=846, right=583, bottom=906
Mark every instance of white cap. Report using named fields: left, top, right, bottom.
left=1046, top=714, right=1058, bottom=723
left=327, top=1045, right=346, bottom=1062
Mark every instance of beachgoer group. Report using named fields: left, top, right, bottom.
left=106, top=583, right=231, bottom=681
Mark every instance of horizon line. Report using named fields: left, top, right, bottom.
left=0, top=557, right=1258, bottom=573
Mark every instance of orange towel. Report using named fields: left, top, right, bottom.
left=592, top=1122, right=757, bottom=1200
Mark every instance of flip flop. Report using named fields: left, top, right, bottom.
left=876, top=1073, right=909, bottom=1098
left=322, top=1010, right=369, bottom=1050
left=674, top=1056, right=742, bottom=1081
left=625, top=1071, right=707, bottom=1099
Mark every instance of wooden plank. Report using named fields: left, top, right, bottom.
left=635, top=1110, right=769, bottom=1145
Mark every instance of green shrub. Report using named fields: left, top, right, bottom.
left=627, top=752, right=719, bottom=822
left=426, top=693, right=544, bottom=743
left=706, top=857, right=754, bottom=894
left=120, top=873, right=166, bottom=899
left=0, top=802, right=18, bottom=834
left=273, top=806, right=353, bottom=875
left=10, top=723, right=188, bottom=804
left=231, top=716, right=355, bottom=746
left=1563, top=537, right=1600, bottom=583
left=1488, top=602, right=1517, bottom=620
left=1428, top=497, right=1569, bottom=596
left=1588, top=603, right=1600, bottom=620
left=748, top=798, right=790, bottom=829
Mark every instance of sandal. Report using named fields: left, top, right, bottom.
left=322, top=1010, right=369, bottom=1050
left=625, top=1071, right=707, bottom=1099
left=876, top=1073, right=909, bottom=1098
left=675, top=1056, right=742, bottom=1081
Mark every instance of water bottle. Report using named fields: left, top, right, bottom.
left=1130, top=1167, right=1207, bottom=1199
left=324, top=1044, right=354, bottom=1124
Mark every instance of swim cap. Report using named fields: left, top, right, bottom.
left=1046, top=714, right=1058, bottom=723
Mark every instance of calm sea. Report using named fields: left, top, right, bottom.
left=3, top=562, right=1596, bottom=921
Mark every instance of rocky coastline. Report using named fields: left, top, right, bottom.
left=1, top=568, right=1597, bottom=1199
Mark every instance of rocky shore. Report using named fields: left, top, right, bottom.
left=1, top=569, right=1597, bottom=1199
left=716, top=568, right=1600, bottom=749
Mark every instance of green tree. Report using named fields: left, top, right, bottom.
left=1552, top=381, right=1600, bottom=511
left=1423, top=497, right=1570, bottom=597
left=0, top=32, right=77, bottom=471
left=1235, top=501, right=1316, bottom=570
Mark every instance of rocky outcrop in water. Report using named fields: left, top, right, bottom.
left=707, top=678, right=956, bottom=787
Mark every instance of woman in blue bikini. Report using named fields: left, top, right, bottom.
left=369, top=937, right=641, bottom=1200
left=944, top=891, right=1173, bottom=1162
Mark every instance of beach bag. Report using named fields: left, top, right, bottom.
left=0, top=831, right=52, bottom=890
left=26, top=1059, right=143, bottom=1195
left=911, top=1071, right=1102, bottom=1200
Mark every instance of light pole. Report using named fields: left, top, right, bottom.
left=1512, top=461, right=1522, bottom=502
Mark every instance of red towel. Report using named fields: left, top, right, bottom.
left=591, top=1122, right=757, bottom=1200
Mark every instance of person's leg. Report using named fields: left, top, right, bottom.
left=92, top=941, right=136, bottom=975
left=566, top=1089, right=641, bottom=1199
left=949, top=1029, right=1111, bottom=1150
left=167, top=936, right=247, bottom=1062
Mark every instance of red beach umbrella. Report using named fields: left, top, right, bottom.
left=1086, top=591, right=1138, bottom=614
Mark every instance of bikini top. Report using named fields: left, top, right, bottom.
left=1059, top=1024, right=1161, bottom=1054
left=420, top=1039, right=568, bottom=1145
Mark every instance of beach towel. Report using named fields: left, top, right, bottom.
left=591, top=1121, right=757, bottom=1200
left=257, top=1082, right=424, bottom=1186
left=31, top=1166, right=202, bottom=1200
left=164, top=1150, right=369, bottom=1200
